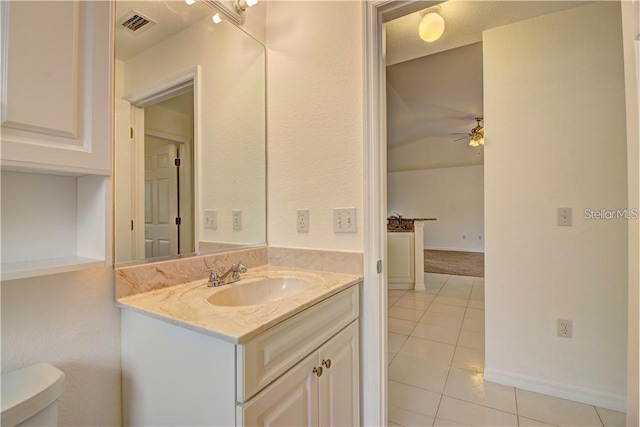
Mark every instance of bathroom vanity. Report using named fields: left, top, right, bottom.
left=118, top=266, right=361, bottom=426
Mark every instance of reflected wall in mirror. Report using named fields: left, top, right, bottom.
left=114, top=0, right=266, bottom=265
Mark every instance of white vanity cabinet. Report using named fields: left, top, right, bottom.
left=121, top=284, right=360, bottom=426
left=0, top=0, right=112, bottom=280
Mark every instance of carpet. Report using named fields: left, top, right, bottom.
left=424, top=250, right=484, bottom=277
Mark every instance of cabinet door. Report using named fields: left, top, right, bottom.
left=387, top=232, right=415, bottom=284
left=240, top=353, right=319, bottom=427
left=1, top=0, right=112, bottom=175
left=318, top=321, right=360, bottom=427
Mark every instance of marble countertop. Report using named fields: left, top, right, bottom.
left=116, top=265, right=362, bottom=344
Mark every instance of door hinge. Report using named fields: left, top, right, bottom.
left=376, top=259, right=382, bottom=274
left=130, top=127, right=134, bottom=139
left=174, top=158, right=181, bottom=167
left=131, top=219, right=134, bottom=231
left=175, top=217, right=182, bottom=225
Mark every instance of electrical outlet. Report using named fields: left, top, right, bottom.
left=557, top=318, right=573, bottom=338
left=204, top=210, right=217, bottom=229
left=333, top=208, right=357, bottom=233
left=558, top=208, right=572, bottom=226
left=232, top=210, right=242, bottom=231
left=297, top=209, right=309, bottom=232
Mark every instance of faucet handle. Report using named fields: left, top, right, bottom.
left=234, top=261, right=247, bottom=273
left=202, top=268, right=221, bottom=287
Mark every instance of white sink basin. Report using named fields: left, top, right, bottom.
left=206, top=277, right=312, bottom=307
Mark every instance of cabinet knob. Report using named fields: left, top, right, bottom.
left=313, top=366, right=323, bottom=377
left=322, top=359, right=332, bottom=369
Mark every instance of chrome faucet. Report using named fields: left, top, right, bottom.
left=202, top=262, right=247, bottom=287
left=219, top=261, right=248, bottom=284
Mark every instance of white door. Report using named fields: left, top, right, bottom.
left=144, top=137, right=178, bottom=258
left=240, top=352, right=319, bottom=427
left=318, top=321, right=360, bottom=427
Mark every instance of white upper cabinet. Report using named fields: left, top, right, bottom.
left=1, top=0, right=112, bottom=175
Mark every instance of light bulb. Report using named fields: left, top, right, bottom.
left=418, top=12, right=445, bottom=42
left=212, top=13, right=223, bottom=24
left=185, top=0, right=196, bottom=5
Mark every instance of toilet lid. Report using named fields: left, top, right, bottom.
left=1, top=363, right=65, bottom=427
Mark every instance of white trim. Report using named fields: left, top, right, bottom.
left=484, top=368, right=627, bottom=412
left=425, top=246, right=485, bottom=253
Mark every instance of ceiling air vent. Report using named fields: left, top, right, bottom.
left=118, top=10, right=157, bottom=35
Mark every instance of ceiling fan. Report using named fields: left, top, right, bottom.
left=452, top=117, right=484, bottom=147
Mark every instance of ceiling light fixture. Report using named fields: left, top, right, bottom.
left=418, top=6, right=445, bottom=43
left=236, top=0, right=258, bottom=13
left=185, top=0, right=196, bottom=5
left=212, top=13, right=223, bottom=24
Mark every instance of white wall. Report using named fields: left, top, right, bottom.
left=1, top=268, right=122, bottom=426
left=621, top=0, right=640, bottom=423
left=388, top=166, right=484, bottom=252
left=122, top=16, right=266, bottom=248
left=265, top=1, right=363, bottom=251
left=483, top=2, right=628, bottom=410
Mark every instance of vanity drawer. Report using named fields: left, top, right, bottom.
left=236, top=284, right=359, bottom=402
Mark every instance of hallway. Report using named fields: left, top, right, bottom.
left=387, top=273, right=625, bottom=426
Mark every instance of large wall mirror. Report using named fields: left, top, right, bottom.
left=114, top=0, right=266, bottom=265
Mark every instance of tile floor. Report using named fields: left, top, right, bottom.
left=387, top=273, right=626, bottom=427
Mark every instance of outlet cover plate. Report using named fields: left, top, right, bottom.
left=557, top=318, right=573, bottom=338
left=297, top=209, right=309, bottom=232
left=232, top=210, right=242, bottom=231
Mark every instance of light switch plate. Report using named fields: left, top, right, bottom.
left=204, top=210, right=217, bottom=229
left=558, top=208, right=572, bottom=226
left=333, top=208, right=356, bottom=233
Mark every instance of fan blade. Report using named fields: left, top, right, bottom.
left=453, top=136, right=468, bottom=142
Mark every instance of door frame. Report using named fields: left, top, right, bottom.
left=127, top=66, right=202, bottom=257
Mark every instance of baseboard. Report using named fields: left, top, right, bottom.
left=387, top=282, right=414, bottom=290
left=425, top=246, right=485, bottom=253
left=484, top=368, right=626, bottom=412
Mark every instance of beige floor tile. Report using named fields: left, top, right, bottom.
left=428, top=303, right=467, bottom=316
left=470, top=290, right=485, bottom=301
left=434, top=296, right=469, bottom=308
left=403, top=291, right=435, bottom=302
left=389, top=332, right=408, bottom=353
left=446, top=275, right=476, bottom=286
left=518, top=416, right=556, bottom=426
left=473, top=278, right=485, bottom=286
left=461, top=317, right=485, bottom=334
left=389, top=379, right=442, bottom=417
left=457, top=330, right=485, bottom=350
left=394, top=298, right=431, bottom=311
left=388, top=406, right=436, bottom=427
left=595, top=407, right=626, bottom=426
left=420, top=310, right=464, bottom=329
left=398, top=336, right=456, bottom=366
left=434, top=418, right=468, bottom=426
left=387, top=421, right=403, bottom=427
left=388, top=353, right=450, bottom=394
left=438, top=288, right=472, bottom=299
left=465, top=307, right=485, bottom=320
left=468, top=299, right=484, bottom=309
left=411, top=322, right=460, bottom=345
left=389, top=306, right=425, bottom=322
left=426, top=272, right=450, bottom=284
left=389, top=290, right=408, bottom=297
left=388, top=318, right=417, bottom=336
left=451, top=346, right=485, bottom=374
left=389, top=351, right=397, bottom=365
left=516, top=389, right=603, bottom=426
left=436, top=396, right=518, bottom=426
left=443, top=367, right=517, bottom=414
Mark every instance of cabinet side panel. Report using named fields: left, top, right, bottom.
left=121, top=309, right=236, bottom=426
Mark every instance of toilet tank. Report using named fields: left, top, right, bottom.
left=1, top=363, right=65, bottom=427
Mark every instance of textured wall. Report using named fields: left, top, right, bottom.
left=1, top=268, right=122, bottom=426
left=266, top=1, right=363, bottom=251
left=483, top=2, right=628, bottom=409
left=388, top=166, right=484, bottom=252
